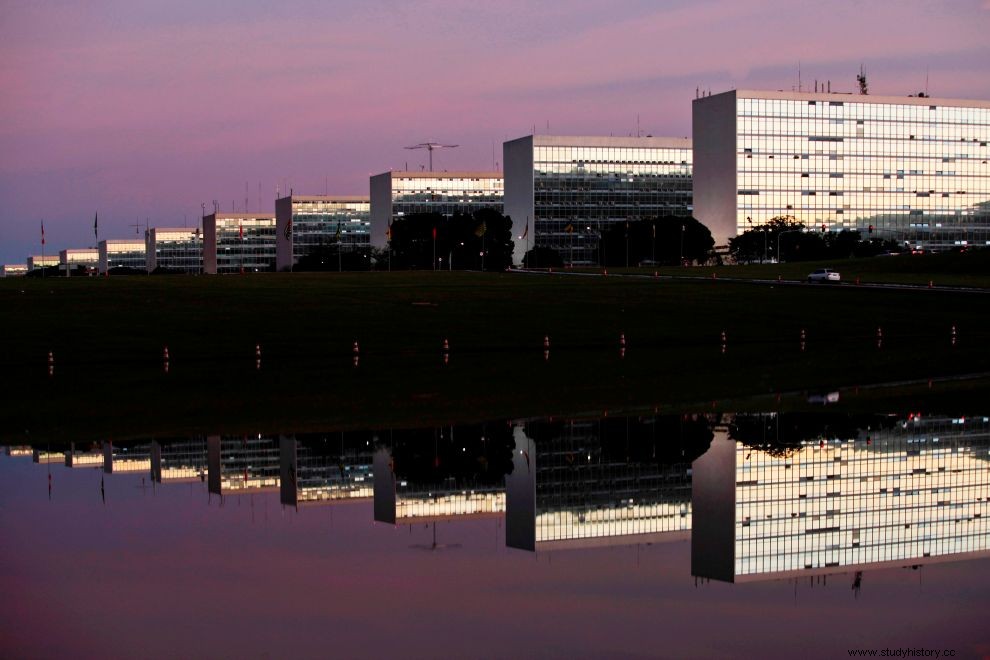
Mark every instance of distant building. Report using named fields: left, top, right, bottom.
left=275, top=195, right=370, bottom=271
left=27, top=255, right=59, bottom=271
left=503, top=135, right=693, bottom=265
left=691, top=415, right=990, bottom=583
left=145, top=227, right=203, bottom=273
left=202, top=212, right=276, bottom=274
left=1, top=264, right=27, bottom=277
left=59, top=248, right=99, bottom=276
left=369, top=171, right=504, bottom=248
left=692, top=89, right=990, bottom=251
left=98, top=239, right=147, bottom=274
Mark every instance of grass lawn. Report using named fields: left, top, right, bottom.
left=2, top=271, right=987, bottom=441
left=574, top=250, right=990, bottom=288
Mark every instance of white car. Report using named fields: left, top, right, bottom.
left=807, top=268, right=841, bottom=283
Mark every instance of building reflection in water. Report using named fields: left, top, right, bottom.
left=64, top=442, right=103, bottom=468
left=102, top=441, right=152, bottom=474
left=373, top=424, right=511, bottom=525
left=692, top=414, right=990, bottom=582
left=206, top=436, right=281, bottom=496
left=507, top=415, right=711, bottom=551
left=7, top=412, right=988, bottom=584
left=279, top=435, right=374, bottom=508
left=151, top=439, right=208, bottom=483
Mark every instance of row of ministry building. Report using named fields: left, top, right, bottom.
left=5, top=88, right=988, bottom=276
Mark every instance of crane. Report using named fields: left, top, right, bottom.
left=404, top=142, right=458, bottom=172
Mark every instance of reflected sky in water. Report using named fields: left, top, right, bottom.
left=2, top=414, right=989, bottom=659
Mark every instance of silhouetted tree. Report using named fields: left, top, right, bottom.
left=389, top=209, right=514, bottom=271
left=522, top=246, right=564, bottom=268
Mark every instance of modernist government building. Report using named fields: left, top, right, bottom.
left=7, top=88, right=988, bottom=275
left=693, top=89, right=990, bottom=251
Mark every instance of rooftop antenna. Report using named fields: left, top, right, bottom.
left=925, top=66, right=929, bottom=97
left=798, top=60, right=802, bottom=92
left=245, top=182, right=249, bottom=213
left=857, top=65, right=869, bottom=95
left=404, top=142, right=459, bottom=172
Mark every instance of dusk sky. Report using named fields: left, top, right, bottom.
left=2, top=0, right=989, bottom=264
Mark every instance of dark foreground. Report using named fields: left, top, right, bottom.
left=2, top=272, right=988, bottom=441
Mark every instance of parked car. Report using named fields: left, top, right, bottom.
left=807, top=268, right=841, bottom=283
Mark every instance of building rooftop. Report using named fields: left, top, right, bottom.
left=277, top=195, right=369, bottom=203
left=380, top=171, right=503, bottom=180
left=204, top=212, right=276, bottom=220
left=701, top=88, right=990, bottom=109
left=100, top=239, right=146, bottom=247
left=512, top=135, right=692, bottom=149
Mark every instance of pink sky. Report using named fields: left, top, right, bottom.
left=1, top=0, right=989, bottom=263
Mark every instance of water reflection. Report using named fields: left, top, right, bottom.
left=280, top=435, right=374, bottom=507
left=692, top=414, right=990, bottom=582
left=4, top=412, right=989, bottom=584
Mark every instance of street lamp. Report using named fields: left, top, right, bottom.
left=776, top=228, right=805, bottom=263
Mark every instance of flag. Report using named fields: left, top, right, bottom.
left=239, top=223, right=244, bottom=239
left=335, top=222, right=342, bottom=240
left=94, top=212, right=98, bottom=240
left=474, top=221, right=486, bottom=238
left=41, top=221, right=46, bottom=246
left=385, top=221, right=392, bottom=242
left=284, top=218, right=292, bottom=240
left=564, top=224, right=574, bottom=234
left=432, top=226, right=437, bottom=240
left=651, top=224, right=656, bottom=239
left=522, top=219, right=529, bottom=239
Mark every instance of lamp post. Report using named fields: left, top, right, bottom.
left=776, top=229, right=805, bottom=263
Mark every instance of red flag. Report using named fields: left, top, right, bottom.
left=432, top=227, right=437, bottom=240
left=522, top=219, right=529, bottom=239
left=239, top=223, right=244, bottom=239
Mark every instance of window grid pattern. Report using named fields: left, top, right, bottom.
left=533, top=420, right=692, bottom=543
left=291, top=200, right=370, bottom=261
left=733, top=416, right=990, bottom=577
left=215, top=217, right=276, bottom=273
left=392, top=176, right=503, bottom=220
left=736, top=97, right=990, bottom=249
left=533, top=145, right=693, bottom=264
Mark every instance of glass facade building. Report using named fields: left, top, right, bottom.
left=275, top=195, right=370, bottom=271
left=27, top=255, right=59, bottom=271
left=59, top=248, right=99, bottom=276
left=369, top=171, right=504, bottom=247
left=693, top=89, right=990, bottom=251
left=146, top=228, right=203, bottom=273
left=503, top=135, right=693, bottom=265
left=202, top=213, right=276, bottom=274
left=98, top=239, right=147, bottom=274
left=2, top=264, right=27, bottom=277
left=692, top=415, right=990, bottom=583
left=151, top=439, right=208, bottom=483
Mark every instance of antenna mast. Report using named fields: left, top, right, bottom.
left=404, top=142, right=459, bottom=172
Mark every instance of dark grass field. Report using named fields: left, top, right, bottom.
left=578, top=249, right=990, bottom=287
left=2, top=271, right=988, bottom=441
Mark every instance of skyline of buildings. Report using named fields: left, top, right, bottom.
left=202, top=212, right=277, bottom=275
left=4, top=88, right=990, bottom=271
